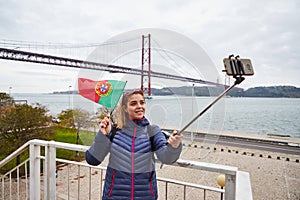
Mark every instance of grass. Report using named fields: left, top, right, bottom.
left=53, top=126, right=95, bottom=145
left=52, top=126, right=96, bottom=161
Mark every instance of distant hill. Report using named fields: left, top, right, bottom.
left=152, top=86, right=225, bottom=96
left=151, top=86, right=300, bottom=98
left=52, top=86, right=300, bottom=98
left=242, top=86, right=300, bottom=98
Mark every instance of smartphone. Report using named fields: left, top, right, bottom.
left=223, top=58, right=254, bottom=76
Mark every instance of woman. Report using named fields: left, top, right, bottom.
left=86, top=90, right=183, bottom=200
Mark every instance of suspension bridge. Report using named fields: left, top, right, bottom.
left=0, top=35, right=224, bottom=96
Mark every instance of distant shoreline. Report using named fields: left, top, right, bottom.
left=50, top=85, right=300, bottom=98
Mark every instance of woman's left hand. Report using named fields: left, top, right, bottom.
left=167, top=131, right=183, bottom=148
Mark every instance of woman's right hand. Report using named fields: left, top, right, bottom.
left=100, top=115, right=111, bottom=135
left=167, top=130, right=183, bottom=149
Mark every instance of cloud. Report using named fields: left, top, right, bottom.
left=0, top=60, right=78, bottom=93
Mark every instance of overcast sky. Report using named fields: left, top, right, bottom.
left=0, top=0, right=299, bottom=93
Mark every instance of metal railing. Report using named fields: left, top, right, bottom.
left=0, top=139, right=251, bottom=200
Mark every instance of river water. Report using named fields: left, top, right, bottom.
left=11, top=93, right=300, bottom=138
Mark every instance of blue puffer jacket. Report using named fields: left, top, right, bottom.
left=85, top=117, right=182, bottom=200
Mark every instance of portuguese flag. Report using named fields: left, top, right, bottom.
left=78, top=78, right=127, bottom=109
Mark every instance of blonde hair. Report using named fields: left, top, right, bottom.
left=115, top=90, right=144, bottom=129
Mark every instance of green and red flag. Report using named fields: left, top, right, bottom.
left=78, top=78, right=127, bottom=109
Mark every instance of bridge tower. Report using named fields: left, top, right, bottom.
left=141, top=34, right=151, bottom=96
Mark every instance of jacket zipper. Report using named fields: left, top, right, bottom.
left=131, top=126, right=137, bottom=200
left=108, top=170, right=116, bottom=197
left=148, top=172, right=155, bottom=196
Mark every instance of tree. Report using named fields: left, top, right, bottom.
left=58, top=109, right=76, bottom=128
left=0, top=103, right=53, bottom=150
left=0, top=92, right=14, bottom=107
left=58, top=108, right=94, bottom=155
left=58, top=109, right=94, bottom=130
left=0, top=94, right=53, bottom=165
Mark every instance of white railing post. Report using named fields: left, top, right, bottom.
left=225, top=174, right=236, bottom=200
left=174, top=159, right=238, bottom=200
left=30, top=143, right=40, bottom=200
left=44, top=141, right=57, bottom=200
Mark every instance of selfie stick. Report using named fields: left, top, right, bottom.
left=178, top=76, right=244, bottom=135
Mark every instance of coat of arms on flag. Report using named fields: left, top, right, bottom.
left=78, top=78, right=127, bottom=109
left=95, top=81, right=113, bottom=97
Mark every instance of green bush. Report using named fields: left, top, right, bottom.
left=0, top=126, right=96, bottom=174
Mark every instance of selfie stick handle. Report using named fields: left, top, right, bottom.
left=178, top=77, right=244, bottom=134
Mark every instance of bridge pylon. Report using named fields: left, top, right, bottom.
left=141, top=34, right=151, bottom=96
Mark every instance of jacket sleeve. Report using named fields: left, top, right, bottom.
left=151, top=125, right=182, bottom=164
left=85, top=130, right=111, bottom=166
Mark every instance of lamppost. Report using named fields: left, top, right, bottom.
left=9, top=86, right=12, bottom=95
left=217, top=174, right=225, bottom=200
left=191, top=84, right=195, bottom=141
left=68, top=85, right=72, bottom=109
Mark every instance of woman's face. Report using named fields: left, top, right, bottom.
left=126, top=93, right=145, bottom=120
